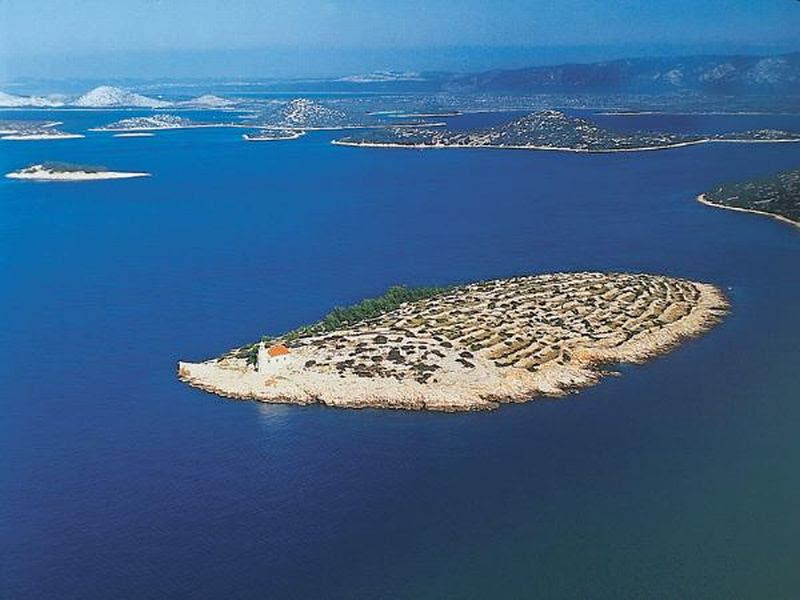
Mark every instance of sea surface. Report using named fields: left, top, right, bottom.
left=2, top=108, right=799, bottom=600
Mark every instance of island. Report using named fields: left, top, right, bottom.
left=71, top=85, right=171, bottom=108
left=93, top=113, right=289, bottom=132
left=90, top=114, right=213, bottom=132
left=178, top=272, right=727, bottom=412
left=6, top=163, right=150, bottom=181
left=698, top=168, right=800, bottom=227
left=1, top=128, right=84, bottom=141
left=254, top=97, right=444, bottom=131
left=242, top=129, right=305, bottom=141
left=0, top=119, right=62, bottom=135
left=332, top=110, right=800, bottom=152
left=260, top=98, right=361, bottom=130
left=177, top=94, right=240, bottom=109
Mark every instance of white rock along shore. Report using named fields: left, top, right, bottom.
left=1, top=133, right=85, bottom=141
left=697, top=193, right=800, bottom=229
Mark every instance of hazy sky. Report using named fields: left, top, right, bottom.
left=1, top=0, right=799, bottom=80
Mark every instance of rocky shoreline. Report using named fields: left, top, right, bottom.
left=178, top=272, right=728, bottom=412
left=697, top=193, right=800, bottom=229
left=697, top=168, right=800, bottom=228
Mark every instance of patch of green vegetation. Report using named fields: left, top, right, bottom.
left=225, top=285, right=453, bottom=358
left=233, top=342, right=260, bottom=365
left=224, top=285, right=452, bottom=361
left=40, top=161, right=109, bottom=173
left=284, top=284, right=451, bottom=341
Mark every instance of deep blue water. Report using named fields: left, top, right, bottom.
left=1, top=110, right=799, bottom=600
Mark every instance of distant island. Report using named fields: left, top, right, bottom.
left=93, top=109, right=345, bottom=133
left=333, top=110, right=800, bottom=152
left=699, top=169, right=800, bottom=227
left=72, top=86, right=171, bottom=108
left=6, top=163, right=150, bottom=181
left=178, top=272, right=727, bottom=412
left=0, top=119, right=62, bottom=134
left=0, top=90, right=65, bottom=108
left=1, top=125, right=84, bottom=141
left=243, top=129, right=306, bottom=141
left=254, top=98, right=443, bottom=131
left=177, top=94, right=239, bottom=109
left=91, top=114, right=219, bottom=132
left=259, top=98, right=362, bottom=130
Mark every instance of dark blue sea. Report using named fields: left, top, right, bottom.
left=2, top=108, right=799, bottom=599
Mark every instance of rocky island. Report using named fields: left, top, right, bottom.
left=699, top=168, right=800, bottom=227
left=253, top=97, right=443, bottom=131
left=258, top=98, right=365, bottom=130
left=178, top=272, right=727, bottom=412
left=6, top=163, right=150, bottom=181
left=243, top=129, right=306, bottom=141
left=1, top=127, right=84, bottom=141
left=333, top=109, right=800, bottom=152
left=0, top=119, right=62, bottom=134
left=71, top=85, right=171, bottom=108
left=91, top=114, right=215, bottom=132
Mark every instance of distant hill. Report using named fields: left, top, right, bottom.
left=71, top=86, right=171, bottom=108
left=0, top=90, right=64, bottom=107
left=178, top=94, right=239, bottom=108
left=258, top=98, right=369, bottom=129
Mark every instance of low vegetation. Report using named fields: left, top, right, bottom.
left=227, top=284, right=451, bottom=363
left=40, top=162, right=109, bottom=173
left=285, top=284, right=451, bottom=340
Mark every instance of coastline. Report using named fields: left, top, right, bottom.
left=696, top=193, right=800, bottom=229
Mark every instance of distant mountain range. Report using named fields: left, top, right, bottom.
left=283, top=52, right=800, bottom=94
left=439, top=53, right=800, bottom=94
left=1, top=52, right=798, bottom=106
